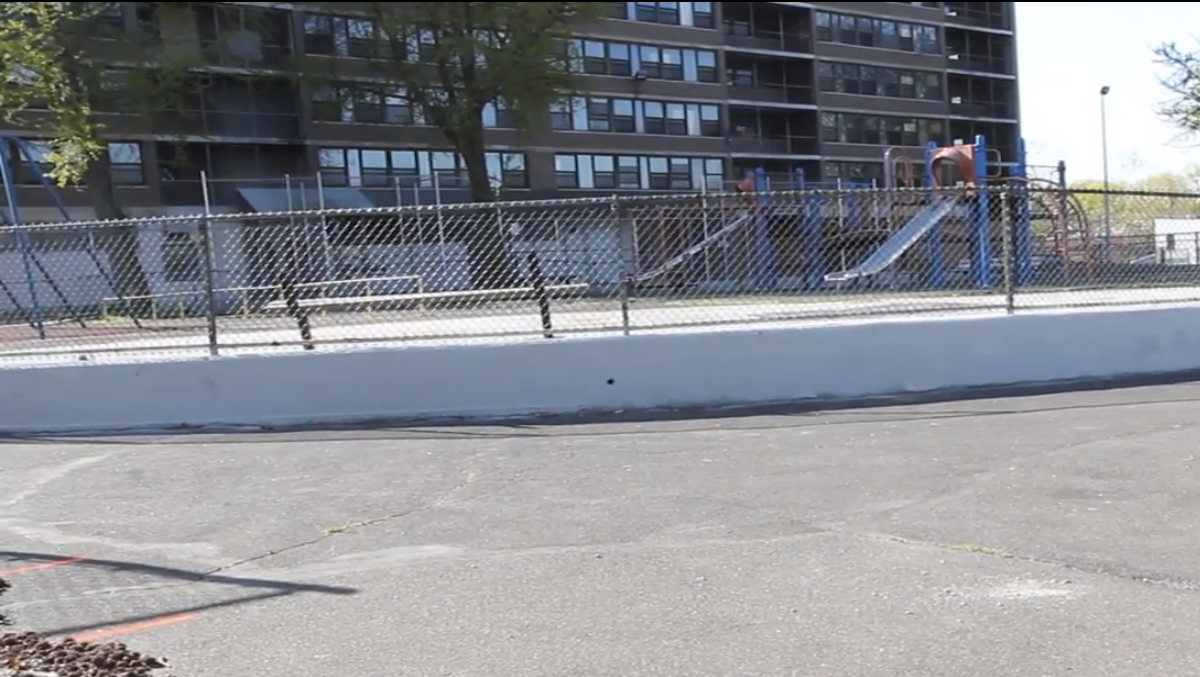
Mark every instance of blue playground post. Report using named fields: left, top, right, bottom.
left=969, top=134, right=992, bottom=287
left=0, top=142, right=44, bottom=339
left=1013, top=138, right=1034, bottom=286
left=751, top=168, right=779, bottom=291
left=793, top=168, right=824, bottom=290
left=923, top=141, right=945, bottom=288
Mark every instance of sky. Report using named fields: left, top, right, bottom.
left=1016, top=3, right=1200, bottom=183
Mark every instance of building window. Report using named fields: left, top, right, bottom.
left=698, top=104, right=721, bottom=136
left=553, top=154, right=724, bottom=191
left=695, top=50, right=718, bottom=83
left=161, top=231, right=202, bottom=283
left=302, top=14, right=335, bottom=55
left=12, top=142, right=54, bottom=185
left=108, top=142, right=144, bottom=185
left=818, top=62, right=943, bottom=101
left=814, top=11, right=942, bottom=55
left=483, top=99, right=515, bottom=128
left=487, top=153, right=527, bottom=190
left=820, top=113, right=944, bottom=146
left=580, top=39, right=633, bottom=76
left=553, top=97, right=722, bottom=136
left=639, top=46, right=684, bottom=80
left=318, top=148, right=528, bottom=189
left=617, top=1, right=713, bottom=28
left=586, top=98, right=636, bottom=132
left=81, top=1, right=127, bottom=33
left=550, top=101, right=576, bottom=130
left=352, top=89, right=410, bottom=125
left=571, top=39, right=718, bottom=83
left=312, top=84, right=415, bottom=125
left=647, top=156, right=692, bottom=189
left=634, top=2, right=680, bottom=24
left=555, top=154, right=579, bottom=188
left=642, top=101, right=689, bottom=135
left=9, top=140, right=144, bottom=186
left=816, top=12, right=832, bottom=42
left=311, top=85, right=341, bottom=122
left=302, top=13, right=379, bottom=58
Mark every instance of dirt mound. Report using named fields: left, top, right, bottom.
left=0, top=577, right=174, bottom=677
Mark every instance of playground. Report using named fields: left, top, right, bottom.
left=0, top=132, right=1181, bottom=359
left=631, top=134, right=1100, bottom=297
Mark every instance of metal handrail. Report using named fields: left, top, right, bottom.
left=99, top=274, right=427, bottom=319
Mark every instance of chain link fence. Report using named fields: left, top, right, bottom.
left=0, top=184, right=1198, bottom=362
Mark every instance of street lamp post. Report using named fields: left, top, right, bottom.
left=1100, top=85, right=1112, bottom=259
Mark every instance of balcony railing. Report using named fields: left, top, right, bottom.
left=943, top=8, right=1012, bottom=31
left=167, top=110, right=301, bottom=139
left=727, top=136, right=790, bottom=155
left=948, top=99, right=1015, bottom=120
left=946, top=53, right=1013, bottom=76
left=199, top=39, right=293, bottom=70
left=728, top=134, right=819, bottom=155
left=724, top=30, right=812, bottom=55
left=726, top=81, right=815, bottom=106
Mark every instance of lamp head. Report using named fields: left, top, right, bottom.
left=1100, top=85, right=1111, bottom=96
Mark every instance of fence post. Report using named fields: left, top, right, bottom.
left=1000, top=187, right=1015, bottom=316
left=316, top=171, right=333, bottom=281
left=613, top=194, right=634, bottom=336
left=198, top=171, right=220, bottom=357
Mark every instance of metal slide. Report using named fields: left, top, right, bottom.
left=633, top=211, right=752, bottom=284
left=825, top=195, right=959, bottom=282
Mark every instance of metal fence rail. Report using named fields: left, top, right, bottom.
left=0, top=184, right=1198, bottom=362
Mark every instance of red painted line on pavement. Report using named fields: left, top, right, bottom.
left=0, top=557, right=86, bottom=576
left=71, top=613, right=196, bottom=643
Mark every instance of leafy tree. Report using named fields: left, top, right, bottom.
left=1155, top=40, right=1200, bottom=135
left=321, top=1, right=607, bottom=289
left=0, top=2, right=204, bottom=309
left=1071, top=169, right=1200, bottom=236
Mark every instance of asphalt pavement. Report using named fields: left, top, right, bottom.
left=3, top=384, right=1200, bottom=676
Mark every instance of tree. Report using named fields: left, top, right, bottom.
left=0, top=2, right=205, bottom=310
left=1071, top=169, right=1200, bottom=236
left=1154, top=40, right=1200, bottom=136
left=322, top=2, right=606, bottom=289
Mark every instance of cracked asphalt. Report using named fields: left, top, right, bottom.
left=3, top=382, right=1200, bottom=676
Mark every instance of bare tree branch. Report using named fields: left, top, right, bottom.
left=1155, top=39, right=1200, bottom=138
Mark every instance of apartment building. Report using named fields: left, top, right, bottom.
left=3, top=1, right=1019, bottom=211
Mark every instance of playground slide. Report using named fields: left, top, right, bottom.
left=824, top=195, right=959, bottom=282
left=633, top=211, right=752, bottom=283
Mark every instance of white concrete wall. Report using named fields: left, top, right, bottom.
left=2, top=305, right=1200, bottom=433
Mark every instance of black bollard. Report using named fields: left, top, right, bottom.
left=281, top=281, right=315, bottom=350
left=527, top=252, right=553, bottom=339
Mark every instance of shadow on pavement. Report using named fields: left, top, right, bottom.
left=0, top=550, right=357, bottom=637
